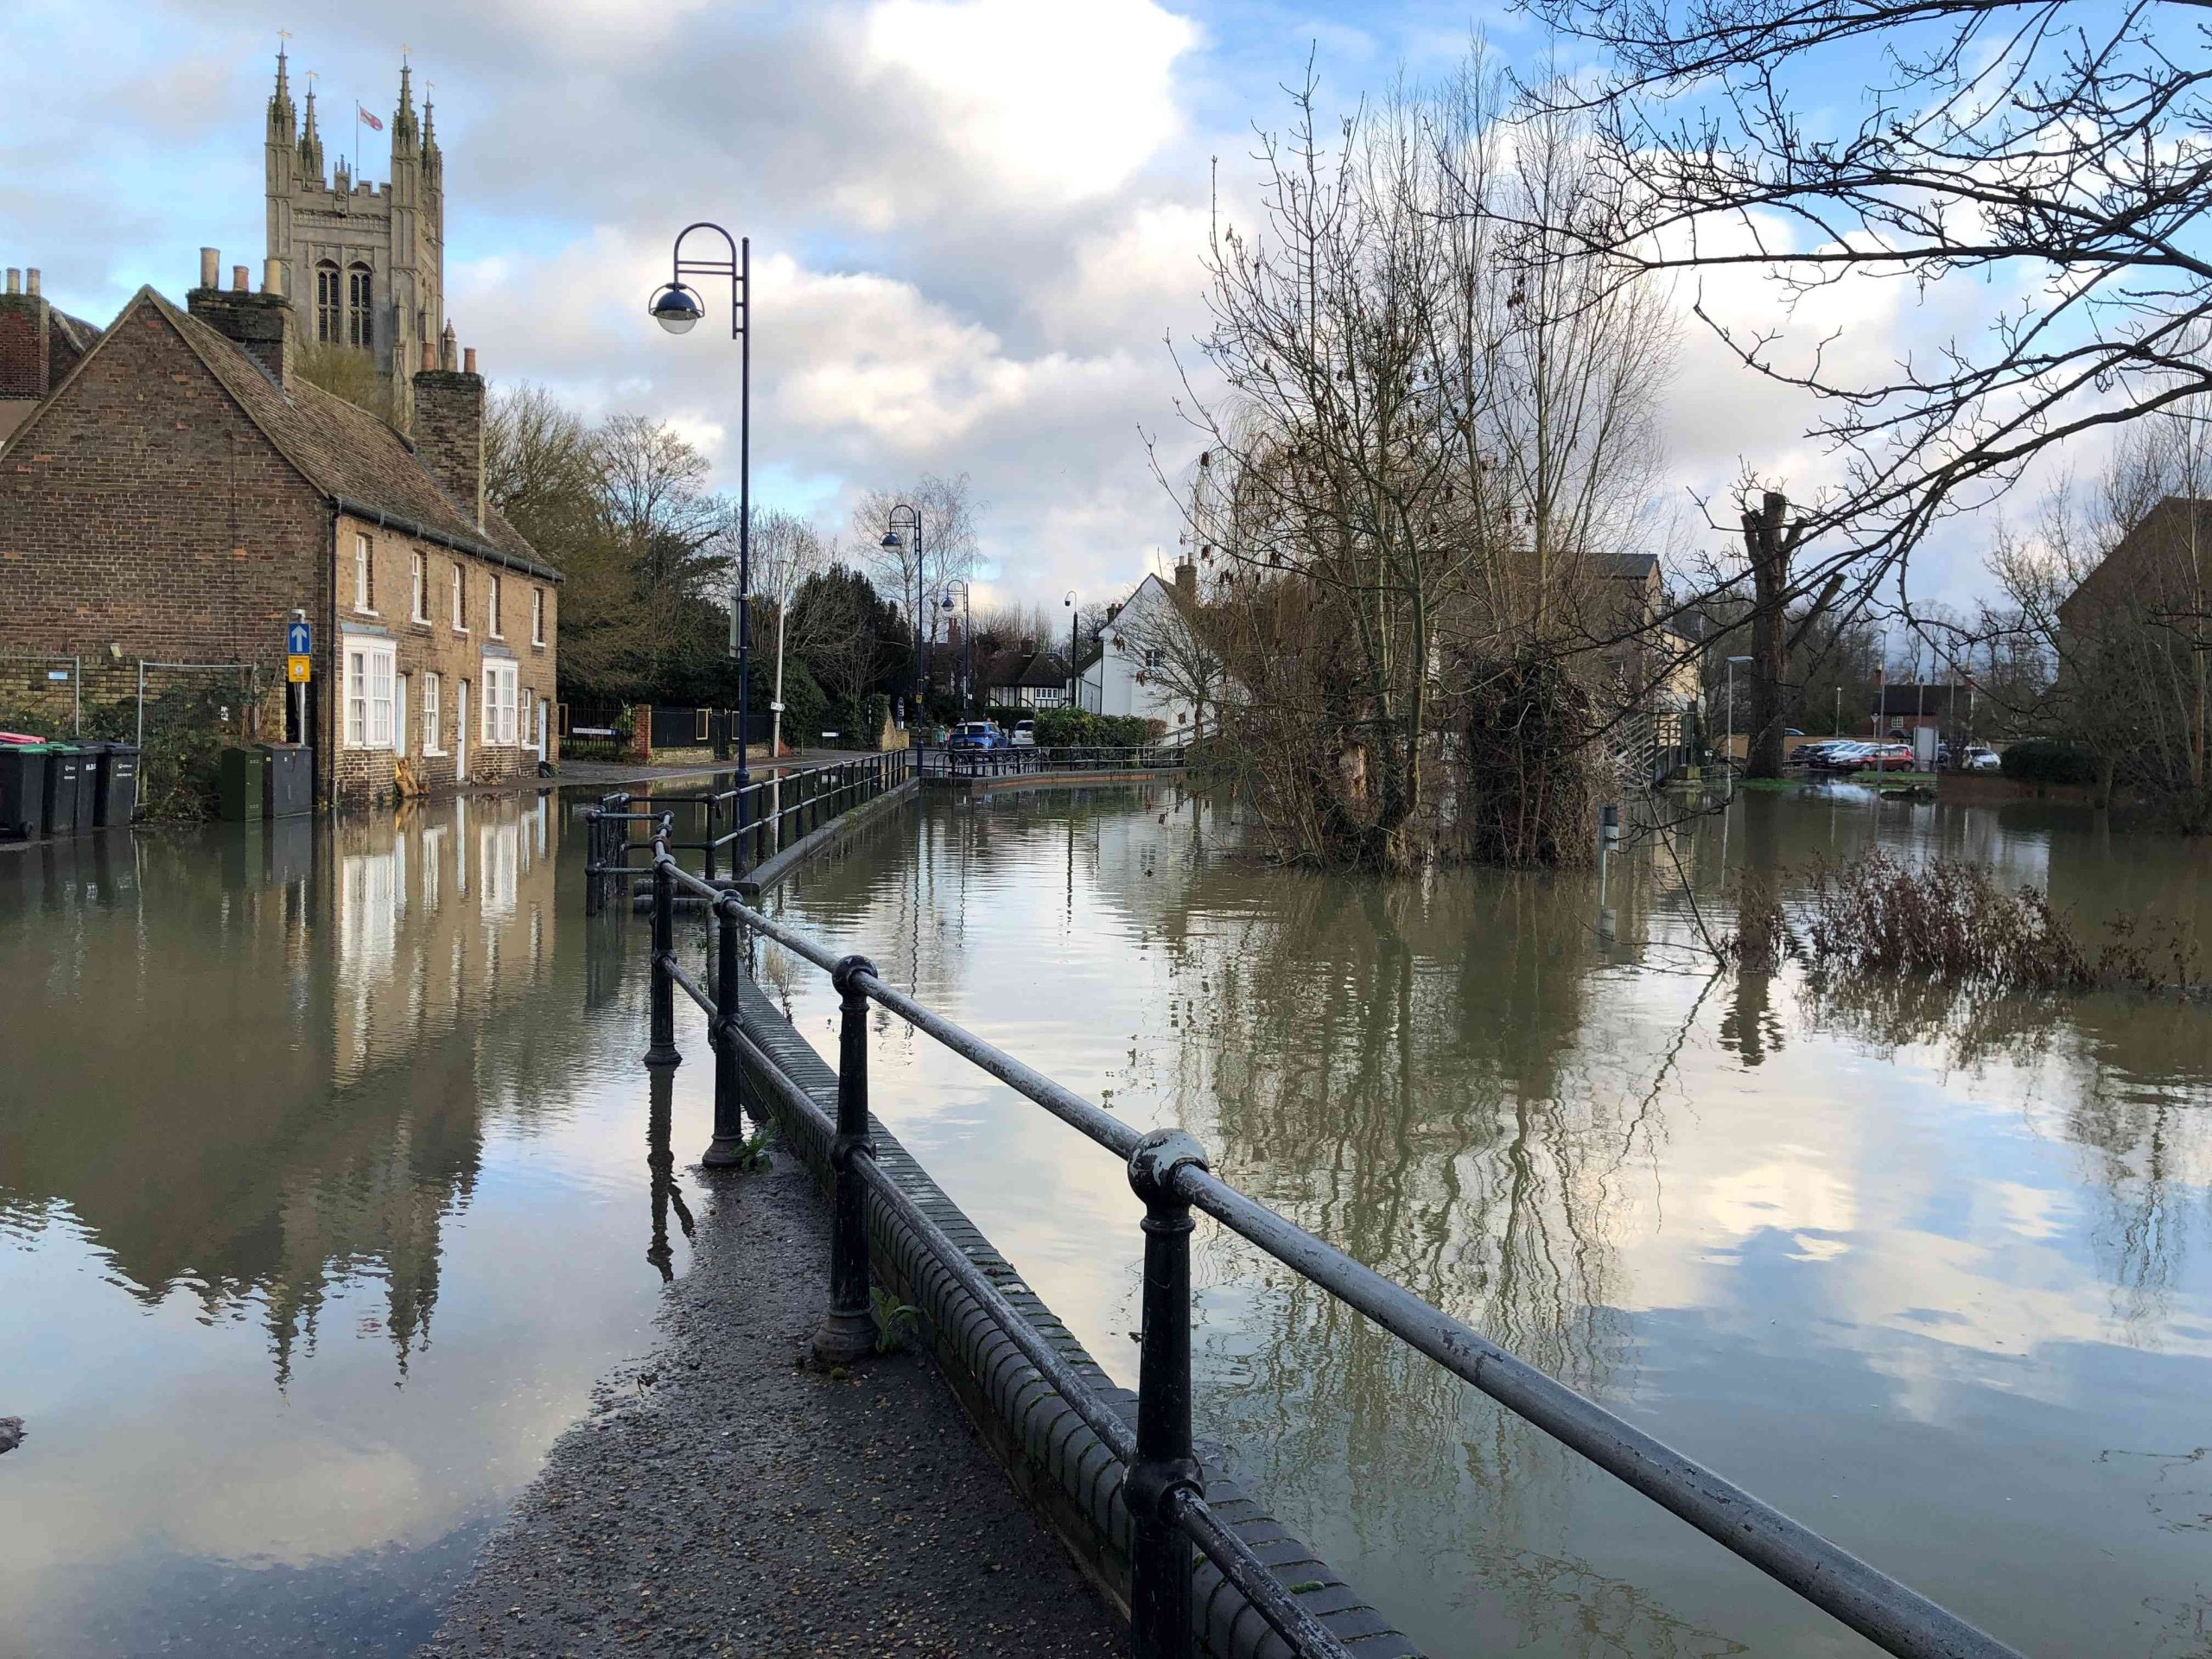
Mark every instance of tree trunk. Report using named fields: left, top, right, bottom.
left=1742, top=491, right=1798, bottom=779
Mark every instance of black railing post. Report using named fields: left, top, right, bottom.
left=584, top=808, right=602, bottom=915
left=645, top=848, right=681, bottom=1068
left=703, top=896, right=749, bottom=1165
left=1127, top=1127, right=1209, bottom=1659
left=703, top=794, right=719, bottom=883
left=811, top=954, right=880, bottom=1363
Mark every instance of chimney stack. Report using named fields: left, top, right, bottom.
left=413, top=334, right=487, bottom=528
left=1, top=260, right=56, bottom=406
left=1174, top=559, right=1197, bottom=600
left=188, top=244, right=299, bottom=387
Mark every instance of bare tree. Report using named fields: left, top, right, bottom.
left=1520, top=0, right=2212, bottom=599
left=742, top=509, right=830, bottom=756
left=1171, top=54, right=1677, bottom=868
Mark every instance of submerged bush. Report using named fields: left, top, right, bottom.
left=1801, top=852, right=2197, bottom=995
left=1999, top=738, right=2097, bottom=787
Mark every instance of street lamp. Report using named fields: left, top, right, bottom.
left=647, top=223, right=751, bottom=787
left=1725, top=655, right=1753, bottom=766
left=940, top=581, right=972, bottom=717
left=1063, top=589, right=1079, bottom=711
left=881, top=503, right=923, bottom=730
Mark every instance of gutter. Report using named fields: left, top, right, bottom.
left=329, top=495, right=563, bottom=585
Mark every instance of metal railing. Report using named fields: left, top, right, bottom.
left=633, top=811, right=2028, bottom=1659
left=582, top=751, right=910, bottom=912
left=917, top=743, right=1188, bottom=783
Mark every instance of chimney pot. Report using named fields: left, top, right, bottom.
left=422, top=340, right=435, bottom=372
left=24, top=269, right=39, bottom=297
left=462, top=346, right=477, bottom=374
left=200, top=247, right=219, bottom=289
left=262, top=257, right=283, bottom=297
left=4, top=270, right=17, bottom=296
left=232, top=265, right=249, bottom=293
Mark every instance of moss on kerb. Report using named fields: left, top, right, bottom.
left=729, top=973, right=1423, bottom=1659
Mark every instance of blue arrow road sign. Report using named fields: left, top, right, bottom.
left=288, top=620, right=312, bottom=656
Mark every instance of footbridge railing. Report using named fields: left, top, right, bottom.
left=917, top=743, right=1188, bottom=784
left=582, top=751, right=910, bottom=911
left=630, top=809, right=2028, bottom=1659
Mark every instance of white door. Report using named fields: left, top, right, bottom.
left=394, top=676, right=409, bottom=761
left=534, top=696, right=547, bottom=763
left=456, top=679, right=469, bottom=782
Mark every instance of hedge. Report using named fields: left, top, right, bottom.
left=1999, top=738, right=2098, bottom=786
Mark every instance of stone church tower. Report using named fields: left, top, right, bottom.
left=264, top=48, right=444, bottom=429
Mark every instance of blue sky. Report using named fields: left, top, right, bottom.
left=3, top=0, right=2007, bottom=612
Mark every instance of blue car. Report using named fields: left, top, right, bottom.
left=946, top=721, right=1001, bottom=750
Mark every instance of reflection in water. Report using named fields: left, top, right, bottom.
left=0, top=792, right=700, bottom=1658
left=764, top=781, right=2212, bottom=1659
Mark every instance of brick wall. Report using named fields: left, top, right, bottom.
left=0, top=295, right=321, bottom=750
left=0, top=294, right=46, bottom=400
left=327, top=512, right=559, bottom=806
left=412, top=367, right=484, bottom=527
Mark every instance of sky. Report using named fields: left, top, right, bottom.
left=0, top=0, right=2026, bottom=614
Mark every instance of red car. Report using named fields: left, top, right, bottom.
left=1859, top=742, right=1918, bottom=772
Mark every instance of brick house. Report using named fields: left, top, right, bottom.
left=0, top=251, right=558, bottom=806
left=0, top=265, right=103, bottom=448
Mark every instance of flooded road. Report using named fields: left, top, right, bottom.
left=757, top=782, right=2212, bottom=1659
left=0, top=796, right=706, bottom=1657
left=3, top=779, right=2209, bottom=1657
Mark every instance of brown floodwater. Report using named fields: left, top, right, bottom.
left=3, top=779, right=2209, bottom=1657
left=754, top=780, right=2212, bottom=1659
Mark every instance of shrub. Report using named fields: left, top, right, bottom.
left=1033, top=708, right=1160, bottom=747
left=1999, top=738, right=2097, bottom=786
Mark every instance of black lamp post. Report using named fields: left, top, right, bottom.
left=941, top=580, right=972, bottom=717
left=881, top=504, right=923, bottom=730
left=1063, top=588, right=1079, bottom=711
left=648, top=223, right=751, bottom=789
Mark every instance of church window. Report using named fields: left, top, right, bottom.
left=348, top=264, right=373, bottom=349
left=315, top=262, right=340, bottom=344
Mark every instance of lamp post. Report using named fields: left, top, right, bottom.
left=881, top=504, right=923, bottom=731
left=648, top=224, right=751, bottom=789
left=1063, top=588, right=1079, bottom=712
left=1725, top=654, right=1753, bottom=767
left=940, top=581, right=972, bottom=717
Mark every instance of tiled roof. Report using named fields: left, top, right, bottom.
left=150, top=288, right=556, bottom=581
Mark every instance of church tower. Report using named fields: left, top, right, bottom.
left=263, top=50, right=446, bottom=431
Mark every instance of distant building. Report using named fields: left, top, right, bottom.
left=1075, top=562, right=1209, bottom=735
left=264, top=50, right=447, bottom=430
left=979, top=644, right=1072, bottom=710
left=1877, top=683, right=1971, bottom=738
left=2056, top=495, right=2210, bottom=641
left=0, top=266, right=101, bottom=448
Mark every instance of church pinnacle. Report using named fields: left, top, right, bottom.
left=298, top=74, right=324, bottom=182
left=267, top=41, right=296, bottom=142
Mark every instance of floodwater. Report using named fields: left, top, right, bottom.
left=754, top=783, right=2212, bottom=1659
left=3, top=782, right=2209, bottom=1658
left=0, top=794, right=710, bottom=1657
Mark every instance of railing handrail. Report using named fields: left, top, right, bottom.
left=641, top=813, right=2024, bottom=1659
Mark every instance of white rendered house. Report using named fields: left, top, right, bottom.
left=1074, top=566, right=1209, bottom=739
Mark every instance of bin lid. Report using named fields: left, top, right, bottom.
left=0, top=732, right=48, bottom=745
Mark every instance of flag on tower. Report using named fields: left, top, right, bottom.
left=358, top=105, right=384, bottom=131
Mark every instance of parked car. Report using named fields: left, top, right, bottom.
left=1806, top=741, right=1872, bottom=771
left=1010, top=720, right=1037, bottom=748
left=946, top=721, right=1001, bottom=750
left=1859, top=742, right=1918, bottom=772
left=1792, top=740, right=1849, bottom=766
left=1962, top=744, right=2001, bottom=772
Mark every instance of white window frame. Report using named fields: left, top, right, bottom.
left=353, top=532, right=376, bottom=614
left=452, top=563, right=468, bottom=633
left=411, top=551, right=428, bottom=623
left=481, top=658, right=518, bottom=747
left=343, top=638, right=397, bottom=750
left=487, top=575, right=503, bottom=639
left=532, top=587, right=545, bottom=645
left=422, top=671, right=443, bottom=754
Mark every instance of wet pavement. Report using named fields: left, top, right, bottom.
left=418, top=1125, right=1120, bottom=1659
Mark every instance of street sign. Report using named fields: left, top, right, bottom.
left=286, top=655, right=312, bottom=683
left=287, top=620, right=312, bottom=656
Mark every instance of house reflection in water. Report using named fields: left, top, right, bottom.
left=0, top=794, right=564, bottom=1382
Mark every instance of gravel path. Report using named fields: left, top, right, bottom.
left=418, top=1147, right=1122, bottom=1659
